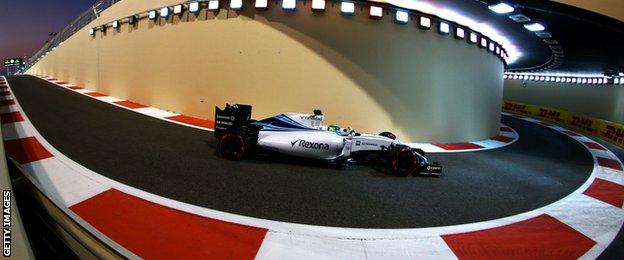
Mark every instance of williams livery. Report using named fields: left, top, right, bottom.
left=214, top=104, right=442, bottom=176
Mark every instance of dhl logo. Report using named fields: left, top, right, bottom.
left=503, top=102, right=529, bottom=114
left=538, top=108, right=562, bottom=122
left=569, top=116, right=597, bottom=134
left=601, top=125, right=624, bottom=145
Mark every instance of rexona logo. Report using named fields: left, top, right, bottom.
left=291, top=139, right=330, bottom=150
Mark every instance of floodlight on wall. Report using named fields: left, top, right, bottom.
left=455, top=27, right=465, bottom=39
left=112, top=20, right=119, bottom=29
left=189, top=1, right=200, bottom=12
left=615, top=78, right=620, bottom=84
left=539, top=76, right=545, bottom=81
left=489, top=42, right=495, bottom=52
left=283, top=0, right=296, bottom=10
left=89, top=28, right=95, bottom=35
left=395, top=10, right=408, bottom=24
left=173, top=4, right=183, bottom=14
left=418, top=16, right=431, bottom=29
left=524, top=23, right=545, bottom=32
left=160, top=7, right=170, bottom=17
left=480, top=38, right=487, bottom=48
left=128, top=15, right=138, bottom=25
left=592, top=78, right=597, bottom=84
left=369, top=6, right=382, bottom=18
left=523, top=75, right=529, bottom=80
left=545, top=76, right=551, bottom=82
left=529, top=75, right=535, bottom=80
left=469, top=32, right=478, bottom=43
left=495, top=46, right=500, bottom=54
left=572, top=78, right=577, bottom=83
left=312, top=0, right=325, bottom=10
left=208, top=0, right=219, bottom=10
left=488, top=2, right=514, bottom=14
left=566, top=78, right=572, bottom=83
left=149, top=10, right=158, bottom=20
left=439, top=22, right=450, bottom=34
left=341, top=2, right=354, bottom=14
left=231, top=0, right=243, bottom=9
left=581, top=78, right=587, bottom=84
left=555, top=77, right=561, bottom=82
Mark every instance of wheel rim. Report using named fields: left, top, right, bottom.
left=220, top=134, right=245, bottom=160
left=391, top=148, right=416, bottom=176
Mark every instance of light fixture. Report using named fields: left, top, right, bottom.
left=149, top=10, right=158, bottom=19
left=418, top=16, right=431, bottom=29
left=592, top=78, right=597, bottom=84
left=128, top=15, right=138, bottom=25
left=255, top=0, right=268, bottom=8
left=539, top=76, right=545, bottom=81
left=231, top=0, right=243, bottom=9
left=529, top=75, right=535, bottom=80
left=312, top=0, right=325, bottom=10
left=480, top=38, right=487, bottom=48
left=523, top=75, right=529, bottom=80
left=208, top=0, right=219, bottom=10
left=524, top=23, right=545, bottom=32
left=173, top=4, right=183, bottom=14
left=566, top=78, right=571, bottom=83
left=112, top=20, right=119, bottom=29
left=555, top=77, right=561, bottom=82
left=488, top=3, right=514, bottom=14
left=489, top=42, right=495, bottom=52
left=283, top=0, right=296, bottom=10
left=160, top=7, right=170, bottom=17
left=581, top=78, right=587, bottom=84
left=469, top=32, right=478, bottom=43
left=101, top=25, right=107, bottom=33
left=340, top=2, right=354, bottom=14
left=369, top=6, right=382, bottom=18
left=620, top=78, right=624, bottom=85
left=189, top=1, right=200, bottom=12
left=495, top=46, right=500, bottom=54
left=572, top=78, right=577, bottom=83
left=89, top=28, right=95, bottom=35
left=439, top=22, right=449, bottom=34
left=455, top=27, right=465, bottom=39
left=619, top=72, right=624, bottom=76
left=395, top=10, right=408, bottom=23
left=614, top=78, right=619, bottom=84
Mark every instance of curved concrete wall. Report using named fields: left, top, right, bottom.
left=504, top=79, right=624, bottom=124
left=27, top=0, right=504, bottom=143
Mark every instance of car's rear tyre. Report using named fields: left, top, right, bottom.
left=388, top=147, right=417, bottom=177
left=219, top=129, right=250, bottom=161
left=379, top=131, right=397, bottom=140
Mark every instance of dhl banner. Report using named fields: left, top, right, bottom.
left=503, top=100, right=624, bottom=149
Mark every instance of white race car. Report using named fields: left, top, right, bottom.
left=214, top=104, right=442, bottom=176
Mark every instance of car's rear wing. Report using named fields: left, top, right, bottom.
left=214, top=104, right=252, bottom=138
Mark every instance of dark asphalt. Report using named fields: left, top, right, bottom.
left=7, top=75, right=593, bottom=228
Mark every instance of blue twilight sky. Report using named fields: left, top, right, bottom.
left=0, top=0, right=98, bottom=75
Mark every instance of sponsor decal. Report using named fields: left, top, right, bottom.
left=2, top=190, right=10, bottom=257
left=569, top=116, right=596, bottom=134
left=290, top=139, right=330, bottom=150
left=538, top=108, right=562, bottom=122
left=601, top=124, right=624, bottom=146
left=215, top=115, right=236, bottom=121
left=426, top=165, right=442, bottom=172
left=503, top=100, right=624, bottom=148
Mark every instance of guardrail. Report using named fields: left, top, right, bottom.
left=25, top=0, right=121, bottom=70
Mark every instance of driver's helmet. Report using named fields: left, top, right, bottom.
left=327, top=124, right=341, bottom=133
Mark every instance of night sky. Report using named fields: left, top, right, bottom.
left=0, top=0, right=98, bottom=75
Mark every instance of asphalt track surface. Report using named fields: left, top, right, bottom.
left=7, top=75, right=594, bottom=228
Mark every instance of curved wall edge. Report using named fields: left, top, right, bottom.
left=27, top=0, right=504, bottom=143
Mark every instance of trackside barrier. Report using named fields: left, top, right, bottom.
left=0, top=84, right=34, bottom=258
left=503, top=100, right=624, bottom=149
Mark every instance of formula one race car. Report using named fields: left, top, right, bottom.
left=214, top=104, right=442, bottom=176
